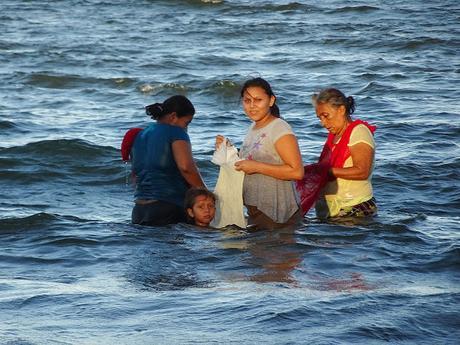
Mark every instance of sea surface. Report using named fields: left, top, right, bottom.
left=1, top=0, right=459, bottom=344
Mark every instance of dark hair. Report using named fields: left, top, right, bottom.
left=240, top=77, right=280, bottom=117
left=184, top=187, right=216, bottom=209
left=311, top=88, right=356, bottom=116
left=184, top=187, right=216, bottom=223
left=145, top=95, right=195, bottom=120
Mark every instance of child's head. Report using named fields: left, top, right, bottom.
left=184, top=188, right=216, bottom=227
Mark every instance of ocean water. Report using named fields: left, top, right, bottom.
left=1, top=0, right=459, bottom=344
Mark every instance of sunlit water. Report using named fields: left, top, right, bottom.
left=1, top=0, right=459, bottom=344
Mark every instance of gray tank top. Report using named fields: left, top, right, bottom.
left=240, top=118, right=299, bottom=223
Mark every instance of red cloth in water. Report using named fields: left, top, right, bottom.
left=295, top=120, right=376, bottom=215
left=295, top=161, right=330, bottom=215
left=121, top=128, right=143, bottom=161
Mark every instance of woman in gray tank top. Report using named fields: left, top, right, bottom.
left=216, top=78, right=304, bottom=230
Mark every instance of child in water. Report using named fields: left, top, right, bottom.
left=184, top=188, right=217, bottom=228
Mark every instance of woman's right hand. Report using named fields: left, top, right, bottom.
left=215, top=135, right=225, bottom=149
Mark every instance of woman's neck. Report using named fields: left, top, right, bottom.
left=157, top=118, right=170, bottom=125
left=335, top=118, right=352, bottom=138
left=254, top=113, right=276, bottom=129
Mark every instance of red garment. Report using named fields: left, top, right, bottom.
left=322, top=119, right=376, bottom=170
left=295, top=119, right=376, bottom=215
left=121, top=127, right=143, bottom=161
left=295, top=161, right=330, bottom=215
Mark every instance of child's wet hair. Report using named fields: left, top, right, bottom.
left=184, top=187, right=216, bottom=222
left=185, top=188, right=216, bottom=208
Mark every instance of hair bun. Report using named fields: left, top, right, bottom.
left=346, top=96, right=356, bottom=115
left=145, top=103, right=165, bottom=119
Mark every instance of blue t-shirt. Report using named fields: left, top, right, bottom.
left=132, top=123, right=190, bottom=207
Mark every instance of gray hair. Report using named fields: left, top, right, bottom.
left=311, top=88, right=356, bottom=116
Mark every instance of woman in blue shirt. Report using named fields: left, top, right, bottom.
left=131, top=95, right=206, bottom=226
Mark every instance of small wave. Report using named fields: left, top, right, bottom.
left=197, top=0, right=223, bottom=3
left=403, top=37, right=450, bottom=50
left=137, top=82, right=189, bottom=94
left=350, top=324, right=414, bottom=342
left=26, top=72, right=135, bottom=90
left=0, top=139, right=127, bottom=185
left=378, top=35, right=456, bottom=52
left=0, top=254, right=66, bottom=265
left=18, top=293, right=73, bottom=307
left=320, top=37, right=355, bottom=46
left=0, top=39, right=28, bottom=51
left=379, top=122, right=418, bottom=132
left=182, top=0, right=224, bottom=5
left=424, top=245, right=460, bottom=271
left=0, top=212, right=87, bottom=233
left=1, top=139, right=114, bottom=160
left=0, top=337, right=36, bottom=345
left=356, top=81, right=400, bottom=95
left=199, top=78, right=241, bottom=98
left=42, top=236, right=101, bottom=247
left=216, top=1, right=316, bottom=14
left=376, top=122, right=420, bottom=142
left=394, top=213, right=427, bottom=224
left=137, top=273, right=213, bottom=291
left=0, top=120, right=15, bottom=129
left=0, top=120, right=26, bottom=132
left=297, top=229, right=370, bottom=247
left=424, top=124, right=460, bottom=139
left=294, top=59, right=340, bottom=69
left=128, top=243, right=216, bottom=291
left=259, top=2, right=310, bottom=12
left=211, top=79, right=239, bottom=90
left=328, top=5, right=380, bottom=13
left=184, top=0, right=311, bottom=11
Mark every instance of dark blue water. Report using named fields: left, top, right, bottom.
left=1, top=0, right=459, bottom=343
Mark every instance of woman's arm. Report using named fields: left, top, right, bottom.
left=330, top=143, right=374, bottom=180
left=172, top=140, right=206, bottom=188
left=234, top=134, right=304, bottom=181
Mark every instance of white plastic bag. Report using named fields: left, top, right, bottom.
left=211, top=138, right=239, bottom=165
left=210, top=138, right=247, bottom=229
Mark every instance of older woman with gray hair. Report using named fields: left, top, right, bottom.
left=311, top=88, right=377, bottom=219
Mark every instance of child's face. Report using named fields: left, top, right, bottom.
left=187, top=195, right=216, bottom=227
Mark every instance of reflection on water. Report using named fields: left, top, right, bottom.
left=246, top=229, right=302, bottom=285
left=189, top=222, right=378, bottom=289
left=320, top=272, right=374, bottom=292
left=126, top=217, right=397, bottom=295
left=217, top=226, right=302, bottom=284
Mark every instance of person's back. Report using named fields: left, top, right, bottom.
left=129, top=95, right=206, bottom=226
left=132, top=123, right=189, bottom=207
